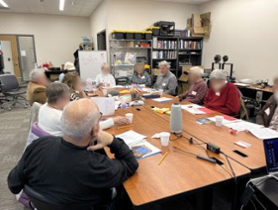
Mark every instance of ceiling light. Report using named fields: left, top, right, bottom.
left=59, top=0, right=65, bottom=11
left=0, top=0, right=9, bottom=8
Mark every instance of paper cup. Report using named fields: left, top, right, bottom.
left=160, top=132, right=170, bottom=147
left=102, top=89, right=107, bottom=96
left=159, top=89, right=164, bottom=96
left=125, top=113, right=134, bottom=123
left=215, top=115, right=224, bottom=127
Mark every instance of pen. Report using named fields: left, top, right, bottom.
left=117, top=125, right=134, bottom=130
left=158, top=152, right=168, bottom=165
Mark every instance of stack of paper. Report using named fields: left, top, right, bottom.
left=248, top=128, right=278, bottom=140
left=152, top=97, right=173, bottom=103
left=116, top=130, right=161, bottom=159
left=224, top=121, right=262, bottom=132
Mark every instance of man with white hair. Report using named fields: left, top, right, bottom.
left=153, top=60, right=177, bottom=96
left=26, top=68, right=48, bottom=105
left=8, top=99, right=138, bottom=208
left=204, top=69, right=240, bottom=115
left=95, top=63, right=116, bottom=87
left=178, top=66, right=207, bottom=104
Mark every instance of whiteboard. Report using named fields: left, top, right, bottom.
left=79, top=51, right=107, bottom=80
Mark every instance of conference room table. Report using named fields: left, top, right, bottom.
left=142, top=95, right=266, bottom=173
left=105, top=105, right=250, bottom=210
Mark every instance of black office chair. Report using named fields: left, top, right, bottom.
left=0, top=74, right=28, bottom=110
left=24, top=185, right=112, bottom=210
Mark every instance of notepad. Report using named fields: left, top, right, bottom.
left=248, top=127, right=278, bottom=140
left=152, top=97, right=173, bottom=103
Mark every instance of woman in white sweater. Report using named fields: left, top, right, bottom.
left=95, top=63, right=116, bottom=87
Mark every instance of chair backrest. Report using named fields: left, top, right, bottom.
left=116, top=77, right=129, bottom=86
left=0, top=74, right=19, bottom=91
left=24, top=185, right=95, bottom=210
left=29, top=102, right=42, bottom=128
left=25, top=122, right=50, bottom=149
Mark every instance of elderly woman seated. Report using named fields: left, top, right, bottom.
left=27, top=68, right=49, bottom=105
left=95, top=63, right=116, bottom=87
left=130, top=63, right=152, bottom=87
left=153, top=60, right=177, bottom=96
left=204, top=69, right=240, bottom=115
left=178, top=66, right=207, bottom=104
left=256, top=76, right=278, bottom=131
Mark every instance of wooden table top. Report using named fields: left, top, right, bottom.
left=142, top=95, right=266, bottom=172
left=105, top=106, right=250, bottom=207
left=235, top=84, right=273, bottom=93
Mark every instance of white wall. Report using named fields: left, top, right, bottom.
left=89, top=0, right=108, bottom=50
left=199, top=0, right=278, bottom=82
left=106, top=0, right=199, bottom=32
left=0, top=12, right=91, bottom=67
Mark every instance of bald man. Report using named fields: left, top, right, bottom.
left=8, top=99, right=138, bottom=209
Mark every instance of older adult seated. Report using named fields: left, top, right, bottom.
left=153, top=60, right=177, bottom=96
left=62, top=72, right=87, bottom=100
left=8, top=99, right=139, bottom=208
left=39, top=83, right=130, bottom=134
left=27, top=68, right=48, bottom=105
left=256, top=77, right=278, bottom=130
left=204, top=69, right=240, bottom=115
left=178, top=66, right=207, bottom=104
left=95, top=63, right=116, bottom=87
left=130, top=63, right=152, bottom=87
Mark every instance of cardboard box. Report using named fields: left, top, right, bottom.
left=152, top=68, right=160, bottom=76
left=187, top=12, right=211, bottom=38
left=126, top=41, right=134, bottom=47
left=192, top=14, right=202, bottom=27
left=178, top=65, right=191, bottom=82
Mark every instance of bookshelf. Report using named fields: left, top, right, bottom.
left=152, top=37, right=179, bottom=77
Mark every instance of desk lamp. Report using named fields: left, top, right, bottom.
left=221, top=55, right=234, bottom=81
left=211, top=54, right=222, bottom=70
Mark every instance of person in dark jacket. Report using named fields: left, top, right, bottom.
left=8, top=98, right=138, bottom=208
left=256, top=77, right=278, bottom=131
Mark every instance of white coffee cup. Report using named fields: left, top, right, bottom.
left=125, top=113, right=134, bottom=123
left=215, top=115, right=224, bottom=127
left=159, top=89, right=164, bottom=96
left=160, top=132, right=170, bottom=147
left=102, top=89, right=107, bottom=96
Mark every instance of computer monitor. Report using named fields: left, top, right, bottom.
left=263, top=139, right=278, bottom=173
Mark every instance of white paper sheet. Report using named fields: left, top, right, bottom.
left=181, top=104, right=206, bottom=115
left=116, top=130, right=146, bottom=146
left=91, top=97, right=115, bottom=116
left=152, top=97, right=173, bottom=103
left=248, top=128, right=278, bottom=140
left=208, top=117, right=240, bottom=125
left=224, top=121, right=262, bottom=132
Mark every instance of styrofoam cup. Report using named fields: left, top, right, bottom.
left=215, top=115, right=224, bottom=127
left=159, top=89, right=164, bottom=96
left=102, top=89, right=107, bottom=96
left=160, top=132, right=170, bottom=147
left=125, top=113, right=134, bottom=123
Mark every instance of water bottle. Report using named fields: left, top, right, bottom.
left=170, top=103, right=183, bottom=133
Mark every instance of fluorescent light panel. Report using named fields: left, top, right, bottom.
left=0, top=0, right=8, bottom=8
left=59, top=0, right=65, bottom=11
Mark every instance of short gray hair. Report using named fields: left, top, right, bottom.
left=29, top=68, right=45, bottom=81
left=61, top=102, right=100, bottom=140
left=158, top=60, right=171, bottom=69
left=46, top=82, right=69, bottom=104
left=190, top=66, right=204, bottom=78
left=210, top=69, right=226, bottom=80
left=101, top=63, right=109, bottom=70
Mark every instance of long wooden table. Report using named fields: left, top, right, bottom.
left=142, top=95, right=266, bottom=172
left=105, top=105, right=250, bottom=209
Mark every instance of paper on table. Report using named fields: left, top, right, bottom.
left=91, top=97, right=115, bottom=116
left=248, top=127, right=278, bottom=140
left=224, top=121, right=262, bottom=132
left=152, top=97, right=173, bottom=103
left=116, top=130, right=147, bottom=146
left=181, top=104, right=206, bottom=115
left=208, top=116, right=240, bottom=125
left=132, top=141, right=161, bottom=159
left=234, top=83, right=250, bottom=87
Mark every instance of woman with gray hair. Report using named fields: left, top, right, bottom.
left=153, top=60, right=177, bottom=96
left=178, top=66, right=207, bottom=104
left=27, top=68, right=48, bottom=105
left=95, top=63, right=116, bottom=87
left=204, top=69, right=240, bottom=115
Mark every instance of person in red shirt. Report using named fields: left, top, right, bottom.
left=204, top=69, right=240, bottom=115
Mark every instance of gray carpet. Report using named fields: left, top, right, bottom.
left=0, top=106, right=30, bottom=210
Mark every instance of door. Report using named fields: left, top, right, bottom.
left=17, top=35, right=37, bottom=81
left=97, top=30, right=107, bottom=51
left=0, top=35, right=21, bottom=81
left=0, top=41, right=15, bottom=74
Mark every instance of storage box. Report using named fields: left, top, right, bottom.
left=192, top=14, right=202, bottom=27
left=146, top=27, right=160, bottom=36
left=152, top=68, right=161, bottom=76
left=144, top=31, right=152, bottom=40
left=126, top=41, right=134, bottom=47
left=112, top=30, right=125, bottom=39
left=187, top=12, right=211, bottom=38
left=154, top=21, right=175, bottom=37
left=134, top=31, right=143, bottom=40
left=126, top=31, right=134, bottom=39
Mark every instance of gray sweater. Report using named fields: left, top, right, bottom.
left=153, top=71, right=177, bottom=96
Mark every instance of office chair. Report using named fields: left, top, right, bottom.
left=24, top=185, right=110, bottom=210
left=115, top=77, right=130, bottom=86
left=0, top=74, right=28, bottom=110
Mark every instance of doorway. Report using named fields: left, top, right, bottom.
left=0, top=34, right=37, bottom=81
left=97, top=30, right=107, bottom=51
